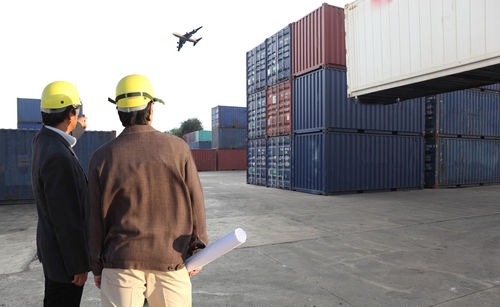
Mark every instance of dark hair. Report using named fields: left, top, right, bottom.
left=118, top=102, right=152, bottom=127
left=41, top=106, right=76, bottom=127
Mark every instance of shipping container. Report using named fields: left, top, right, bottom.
left=246, top=42, right=267, bottom=94
left=73, top=130, right=116, bottom=175
left=247, top=138, right=267, bottom=186
left=17, top=98, right=42, bottom=128
left=293, top=68, right=424, bottom=134
left=425, top=137, right=500, bottom=187
left=212, top=106, right=247, bottom=129
left=18, top=123, right=42, bottom=130
left=191, top=149, right=217, bottom=171
left=184, top=130, right=212, bottom=144
left=217, top=149, right=246, bottom=170
left=212, top=127, right=247, bottom=149
left=479, top=83, right=500, bottom=92
left=267, top=79, right=292, bottom=136
left=293, top=132, right=424, bottom=194
left=345, top=0, right=500, bottom=103
left=292, top=3, right=346, bottom=77
left=189, top=141, right=212, bottom=150
left=266, top=26, right=292, bottom=86
left=247, top=90, right=266, bottom=139
left=425, top=90, right=500, bottom=138
left=0, top=129, right=37, bottom=204
left=267, top=135, right=292, bottom=189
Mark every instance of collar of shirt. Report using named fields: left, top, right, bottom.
left=45, top=125, right=77, bottom=148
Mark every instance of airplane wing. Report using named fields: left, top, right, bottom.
left=177, top=38, right=186, bottom=51
left=186, top=26, right=202, bottom=38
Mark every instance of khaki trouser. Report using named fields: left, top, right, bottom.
left=101, top=268, right=191, bottom=307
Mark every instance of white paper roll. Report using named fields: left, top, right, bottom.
left=185, top=228, right=247, bottom=272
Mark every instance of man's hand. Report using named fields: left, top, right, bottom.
left=94, top=275, right=102, bottom=289
left=188, top=266, right=202, bottom=278
left=77, top=116, right=88, bottom=129
left=72, top=272, right=88, bottom=287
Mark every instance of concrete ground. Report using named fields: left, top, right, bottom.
left=1, top=171, right=500, bottom=306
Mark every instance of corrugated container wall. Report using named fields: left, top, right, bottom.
left=17, top=98, right=42, bottom=128
left=0, top=129, right=37, bottom=204
left=73, top=131, right=116, bottom=175
left=246, top=42, right=267, bottom=94
left=212, top=106, right=247, bottom=129
left=189, top=142, right=212, bottom=149
left=293, top=68, right=424, bottom=134
left=266, top=26, right=291, bottom=86
left=344, top=0, right=500, bottom=103
left=217, top=149, right=246, bottom=170
left=212, top=128, right=247, bottom=149
left=267, top=79, right=292, bottom=136
left=292, top=3, right=346, bottom=77
left=479, top=83, right=500, bottom=92
left=191, top=149, right=217, bottom=171
left=425, top=137, right=500, bottom=187
left=425, top=90, right=500, bottom=137
left=267, top=135, right=292, bottom=189
left=247, top=90, right=267, bottom=139
left=293, top=132, right=424, bottom=194
left=247, top=139, right=267, bottom=186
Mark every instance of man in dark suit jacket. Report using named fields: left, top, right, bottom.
left=31, top=81, right=90, bottom=307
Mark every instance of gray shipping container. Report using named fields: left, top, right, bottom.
left=212, top=127, right=247, bottom=149
left=425, top=137, right=500, bottom=187
left=0, top=129, right=115, bottom=204
left=247, top=138, right=266, bottom=186
left=293, top=132, right=424, bottom=194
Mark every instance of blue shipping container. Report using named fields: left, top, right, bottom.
left=212, top=106, right=247, bottom=129
left=212, top=127, right=247, bottom=149
left=18, top=123, right=42, bottom=130
left=425, top=90, right=500, bottom=137
left=246, top=42, right=267, bottom=94
left=247, top=138, right=267, bottom=186
left=0, top=129, right=38, bottom=204
left=425, top=137, right=500, bottom=187
left=189, top=141, right=212, bottom=149
left=247, top=90, right=266, bottom=139
left=293, top=68, right=424, bottom=134
left=73, top=130, right=116, bottom=175
left=293, top=132, right=424, bottom=194
left=479, top=83, right=500, bottom=92
left=266, top=26, right=291, bottom=86
left=17, top=98, right=42, bottom=127
left=267, top=135, right=292, bottom=189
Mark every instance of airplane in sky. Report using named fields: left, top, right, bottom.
left=173, top=26, right=203, bottom=51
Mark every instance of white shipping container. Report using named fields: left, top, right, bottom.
left=345, top=0, right=500, bottom=103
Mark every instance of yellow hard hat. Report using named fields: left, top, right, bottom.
left=41, top=81, right=82, bottom=113
left=108, top=74, right=164, bottom=112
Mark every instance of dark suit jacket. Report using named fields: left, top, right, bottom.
left=31, top=126, right=90, bottom=283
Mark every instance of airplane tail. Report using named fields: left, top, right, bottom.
left=194, top=37, right=202, bottom=46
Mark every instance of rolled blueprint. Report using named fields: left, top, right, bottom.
left=185, top=228, right=247, bottom=272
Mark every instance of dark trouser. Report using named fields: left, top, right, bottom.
left=44, top=277, right=84, bottom=307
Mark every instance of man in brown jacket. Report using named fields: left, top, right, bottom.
left=87, top=74, right=207, bottom=307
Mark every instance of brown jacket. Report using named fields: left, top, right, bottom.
left=87, top=125, right=207, bottom=276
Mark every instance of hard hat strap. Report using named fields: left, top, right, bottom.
left=108, top=92, right=165, bottom=105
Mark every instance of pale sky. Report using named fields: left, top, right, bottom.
left=0, top=0, right=349, bottom=134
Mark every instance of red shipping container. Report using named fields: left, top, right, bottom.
left=267, top=79, right=292, bottom=137
left=292, top=4, right=346, bottom=77
left=217, top=149, right=246, bottom=170
left=191, top=149, right=217, bottom=171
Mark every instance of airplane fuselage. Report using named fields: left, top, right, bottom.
left=173, top=32, right=198, bottom=43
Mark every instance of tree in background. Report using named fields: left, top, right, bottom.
left=165, top=118, right=203, bottom=138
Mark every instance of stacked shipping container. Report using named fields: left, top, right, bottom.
left=425, top=89, right=500, bottom=187
left=17, top=98, right=42, bottom=129
left=246, top=3, right=425, bottom=194
left=183, top=130, right=212, bottom=149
